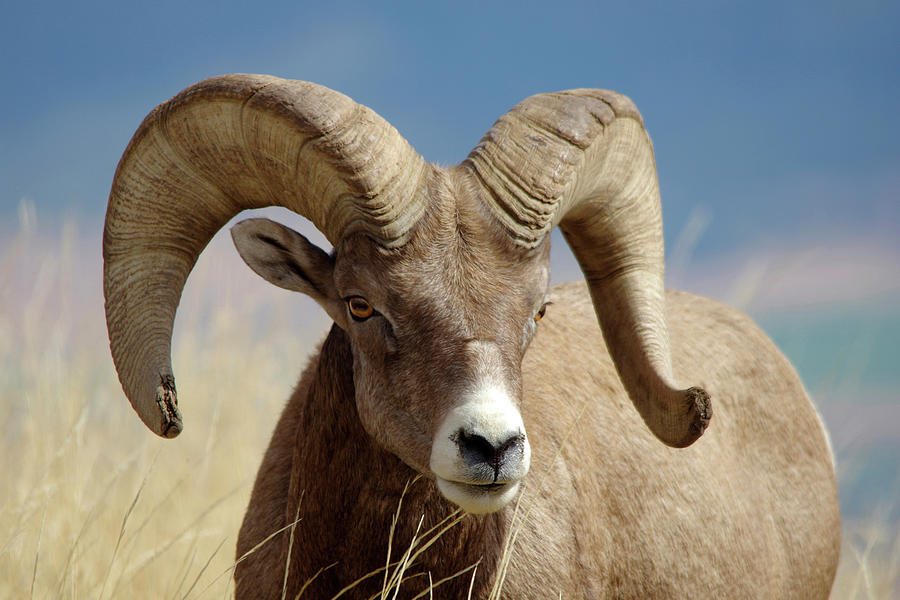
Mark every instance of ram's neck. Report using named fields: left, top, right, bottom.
left=288, top=324, right=506, bottom=597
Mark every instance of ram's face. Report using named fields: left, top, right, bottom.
left=332, top=195, right=550, bottom=513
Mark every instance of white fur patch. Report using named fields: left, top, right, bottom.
left=430, top=384, right=531, bottom=513
left=436, top=478, right=522, bottom=514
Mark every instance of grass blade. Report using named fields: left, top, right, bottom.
left=30, top=506, right=47, bottom=600
left=181, top=537, right=227, bottom=600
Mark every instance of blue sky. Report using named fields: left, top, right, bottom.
left=3, top=0, right=897, bottom=251
left=2, top=0, right=899, bottom=515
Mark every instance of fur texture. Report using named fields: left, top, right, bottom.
left=233, top=281, right=840, bottom=598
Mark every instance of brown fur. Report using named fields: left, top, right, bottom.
left=235, top=283, right=840, bottom=598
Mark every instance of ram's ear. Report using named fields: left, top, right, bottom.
left=231, top=218, right=344, bottom=322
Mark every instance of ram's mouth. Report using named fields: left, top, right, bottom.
left=440, top=477, right=513, bottom=493
left=468, top=481, right=507, bottom=491
left=435, top=477, right=521, bottom=514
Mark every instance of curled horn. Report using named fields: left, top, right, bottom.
left=104, top=74, right=426, bottom=438
left=466, top=89, right=711, bottom=447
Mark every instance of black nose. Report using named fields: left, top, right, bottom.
left=455, top=430, right=525, bottom=482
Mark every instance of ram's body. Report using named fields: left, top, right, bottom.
left=103, top=75, right=841, bottom=599
left=235, top=285, right=838, bottom=600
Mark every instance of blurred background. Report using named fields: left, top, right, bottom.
left=2, top=0, right=898, bottom=596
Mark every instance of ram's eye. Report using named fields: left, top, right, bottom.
left=347, top=296, right=375, bottom=321
left=534, top=303, right=549, bottom=323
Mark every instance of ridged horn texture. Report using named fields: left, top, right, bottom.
left=104, top=74, right=426, bottom=438
left=467, top=89, right=711, bottom=447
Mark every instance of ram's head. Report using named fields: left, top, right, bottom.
left=104, top=75, right=710, bottom=513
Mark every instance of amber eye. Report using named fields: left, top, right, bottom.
left=534, top=303, right=549, bottom=323
left=347, top=296, right=375, bottom=321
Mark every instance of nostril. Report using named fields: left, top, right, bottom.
left=456, top=430, right=496, bottom=464
left=496, top=434, right=525, bottom=461
left=455, top=430, right=525, bottom=479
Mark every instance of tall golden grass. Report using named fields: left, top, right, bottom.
left=1, top=209, right=896, bottom=598
left=1, top=208, right=326, bottom=598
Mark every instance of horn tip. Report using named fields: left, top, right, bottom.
left=154, top=374, right=183, bottom=439
left=688, top=385, right=711, bottom=425
left=669, top=386, right=712, bottom=448
left=162, top=420, right=183, bottom=438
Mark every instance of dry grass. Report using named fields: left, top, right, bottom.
left=1, top=209, right=897, bottom=598
left=1, top=209, right=323, bottom=598
left=832, top=516, right=900, bottom=599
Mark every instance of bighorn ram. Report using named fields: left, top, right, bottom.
left=104, top=74, right=841, bottom=598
